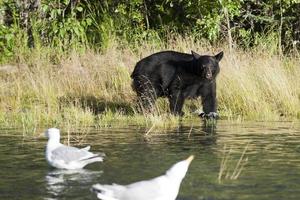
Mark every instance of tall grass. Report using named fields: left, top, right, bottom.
left=218, top=49, right=300, bottom=120
left=0, top=36, right=299, bottom=133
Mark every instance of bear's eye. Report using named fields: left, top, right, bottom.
left=202, top=64, right=209, bottom=69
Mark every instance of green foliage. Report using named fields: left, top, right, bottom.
left=1, top=0, right=300, bottom=61
left=37, top=1, right=92, bottom=49
left=0, top=0, right=18, bottom=61
left=0, top=24, right=15, bottom=61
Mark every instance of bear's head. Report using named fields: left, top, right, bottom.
left=192, top=51, right=223, bottom=81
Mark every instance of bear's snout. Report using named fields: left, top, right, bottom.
left=206, top=73, right=212, bottom=79
left=205, top=67, right=213, bottom=79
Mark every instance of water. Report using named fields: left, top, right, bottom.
left=0, top=121, right=300, bottom=200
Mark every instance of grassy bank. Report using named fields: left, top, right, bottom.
left=0, top=37, right=299, bottom=133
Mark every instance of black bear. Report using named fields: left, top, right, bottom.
left=131, top=50, right=223, bottom=118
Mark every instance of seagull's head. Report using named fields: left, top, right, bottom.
left=45, top=128, right=60, bottom=141
left=166, top=155, right=194, bottom=181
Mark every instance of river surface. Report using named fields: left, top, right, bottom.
left=0, top=121, right=300, bottom=200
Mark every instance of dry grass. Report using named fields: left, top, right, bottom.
left=218, top=49, right=300, bottom=120
left=218, top=143, right=250, bottom=183
left=0, top=37, right=299, bottom=133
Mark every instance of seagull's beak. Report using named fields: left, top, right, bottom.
left=186, top=155, right=194, bottom=165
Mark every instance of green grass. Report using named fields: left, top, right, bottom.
left=0, top=36, right=299, bottom=134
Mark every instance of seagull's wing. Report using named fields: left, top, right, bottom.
left=51, top=145, right=97, bottom=163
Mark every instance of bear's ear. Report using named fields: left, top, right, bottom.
left=191, top=50, right=201, bottom=59
left=215, top=51, right=224, bottom=62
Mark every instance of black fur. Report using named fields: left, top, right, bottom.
left=131, top=50, right=223, bottom=117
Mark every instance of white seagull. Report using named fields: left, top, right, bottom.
left=92, top=155, right=194, bottom=200
left=45, top=128, right=104, bottom=170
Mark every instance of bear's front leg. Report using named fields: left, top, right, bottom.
left=168, top=91, right=185, bottom=116
left=200, top=82, right=218, bottom=119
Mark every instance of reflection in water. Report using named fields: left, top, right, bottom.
left=198, top=121, right=217, bottom=146
left=45, top=169, right=102, bottom=199
left=202, top=120, right=217, bottom=134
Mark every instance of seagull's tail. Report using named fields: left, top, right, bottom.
left=81, top=156, right=103, bottom=167
left=81, top=146, right=91, bottom=151
left=92, top=184, right=118, bottom=200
